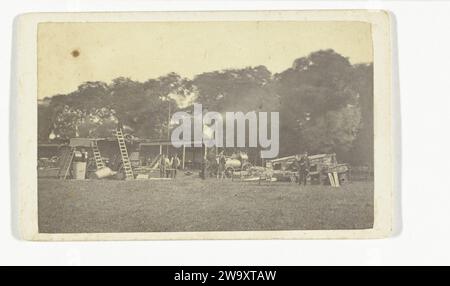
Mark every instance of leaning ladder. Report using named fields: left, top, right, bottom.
left=57, top=147, right=75, bottom=180
left=115, top=129, right=134, bottom=180
left=92, top=141, right=105, bottom=170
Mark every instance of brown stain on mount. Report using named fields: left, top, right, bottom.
left=71, top=49, right=80, bottom=58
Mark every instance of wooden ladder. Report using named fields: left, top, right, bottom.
left=115, top=129, right=134, bottom=180
left=92, top=141, right=105, bottom=170
left=57, top=147, right=75, bottom=180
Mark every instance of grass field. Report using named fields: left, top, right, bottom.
left=38, top=176, right=373, bottom=233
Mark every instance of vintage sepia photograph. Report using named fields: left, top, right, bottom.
left=15, top=11, right=393, bottom=240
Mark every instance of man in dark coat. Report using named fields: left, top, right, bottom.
left=217, top=152, right=226, bottom=180
left=159, top=154, right=166, bottom=178
left=172, top=154, right=181, bottom=178
left=296, top=152, right=310, bottom=186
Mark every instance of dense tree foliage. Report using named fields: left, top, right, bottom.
left=275, top=50, right=362, bottom=157
left=38, top=50, right=373, bottom=166
left=39, top=74, right=193, bottom=141
left=193, top=65, right=278, bottom=112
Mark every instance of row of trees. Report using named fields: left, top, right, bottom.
left=38, top=49, right=373, bottom=166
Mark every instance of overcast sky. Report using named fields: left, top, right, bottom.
left=38, top=21, right=373, bottom=99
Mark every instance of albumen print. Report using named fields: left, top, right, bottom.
left=15, top=11, right=393, bottom=240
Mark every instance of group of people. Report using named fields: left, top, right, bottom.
left=159, top=154, right=181, bottom=178
left=157, top=150, right=310, bottom=184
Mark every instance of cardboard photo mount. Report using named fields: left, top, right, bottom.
left=13, top=10, right=395, bottom=240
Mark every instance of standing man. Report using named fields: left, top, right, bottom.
left=217, top=152, right=226, bottom=180
left=172, top=154, right=181, bottom=178
left=165, top=155, right=172, bottom=178
left=296, top=151, right=310, bottom=186
left=200, top=144, right=206, bottom=180
left=159, top=154, right=166, bottom=178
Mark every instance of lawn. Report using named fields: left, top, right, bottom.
left=38, top=176, right=374, bottom=233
